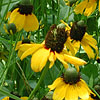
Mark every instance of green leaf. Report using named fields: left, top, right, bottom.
left=89, top=74, right=94, bottom=87
left=81, top=64, right=98, bottom=79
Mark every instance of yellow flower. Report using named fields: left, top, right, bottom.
left=16, top=24, right=86, bottom=72
left=9, top=3, right=39, bottom=32
left=48, top=68, right=93, bottom=100
left=62, top=20, right=98, bottom=59
left=15, top=35, right=32, bottom=58
left=74, top=0, right=98, bottom=16
left=2, top=96, right=28, bottom=100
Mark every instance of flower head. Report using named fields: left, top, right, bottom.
left=8, top=1, right=39, bottom=32
left=62, top=20, right=98, bottom=59
left=48, top=67, right=93, bottom=100
left=16, top=24, right=86, bottom=72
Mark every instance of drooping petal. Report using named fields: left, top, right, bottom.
left=65, top=37, right=75, bottom=56
left=20, top=44, right=43, bottom=60
left=72, top=40, right=80, bottom=54
left=76, top=80, right=90, bottom=99
left=74, top=0, right=88, bottom=14
left=84, top=0, right=97, bottom=16
left=99, top=0, right=100, bottom=11
left=65, top=85, right=78, bottom=100
left=31, top=48, right=50, bottom=72
left=82, top=33, right=98, bottom=54
left=49, top=52, right=56, bottom=68
left=48, top=77, right=63, bottom=91
left=6, top=11, right=11, bottom=19
left=18, top=50, right=24, bottom=58
left=20, top=97, right=28, bottom=100
left=53, top=82, right=67, bottom=100
left=55, top=52, right=69, bottom=68
left=81, top=40, right=95, bottom=59
left=9, top=8, right=25, bottom=31
left=18, top=44, right=35, bottom=51
left=23, top=14, right=39, bottom=32
left=15, top=41, right=22, bottom=50
left=64, top=54, right=87, bottom=66
left=2, top=96, right=9, bottom=100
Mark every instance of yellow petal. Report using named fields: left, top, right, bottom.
left=20, top=97, right=28, bottom=100
left=75, top=65, right=79, bottom=72
left=55, top=52, right=69, bottom=68
left=72, top=40, right=80, bottom=54
left=99, top=0, right=100, bottom=11
left=81, top=41, right=95, bottom=59
left=65, top=85, right=78, bottom=100
left=82, top=33, right=98, bottom=54
left=31, top=48, right=50, bottom=72
left=6, top=11, right=11, bottom=19
left=20, top=44, right=43, bottom=60
left=64, top=54, right=87, bottom=66
left=74, top=0, right=88, bottom=14
left=53, top=82, right=67, bottom=100
left=76, top=80, right=90, bottom=99
left=84, top=0, right=97, bottom=16
left=9, top=8, right=25, bottom=31
left=65, top=38, right=75, bottom=56
left=23, top=14, right=39, bottom=32
left=84, top=33, right=97, bottom=45
left=15, top=41, right=22, bottom=50
left=18, top=44, right=34, bottom=51
left=49, top=52, right=56, bottom=68
left=48, top=77, right=63, bottom=91
left=2, top=97, right=9, bottom=100
left=18, top=50, right=24, bottom=58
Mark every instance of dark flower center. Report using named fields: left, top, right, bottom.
left=18, top=4, right=33, bottom=15
left=45, top=24, right=68, bottom=53
left=70, top=21, right=86, bottom=41
left=97, top=58, right=100, bottom=63
left=90, top=94, right=99, bottom=100
left=63, top=68, right=80, bottom=85
left=22, top=39, right=31, bottom=44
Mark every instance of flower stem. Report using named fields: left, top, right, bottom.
left=28, top=61, right=50, bottom=100
left=0, top=88, right=21, bottom=100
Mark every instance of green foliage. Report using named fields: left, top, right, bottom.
left=0, top=0, right=100, bottom=99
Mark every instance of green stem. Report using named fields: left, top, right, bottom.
left=0, top=1, right=18, bottom=6
left=28, top=61, right=50, bottom=100
left=0, top=88, right=21, bottom=100
left=0, top=32, right=21, bottom=87
left=52, top=0, right=55, bottom=24
left=16, top=62, right=32, bottom=93
left=0, top=0, right=11, bottom=24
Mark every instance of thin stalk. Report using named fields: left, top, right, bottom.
left=0, top=1, right=18, bottom=6
left=0, top=88, right=21, bottom=100
left=57, top=0, right=60, bottom=24
left=0, top=32, right=21, bottom=87
left=16, top=62, right=32, bottom=93
left=28, top=61, right=50, bottom=100
left=0, top=0, right=11, bottom=24
left=52, top=0, right=55, bottom=24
